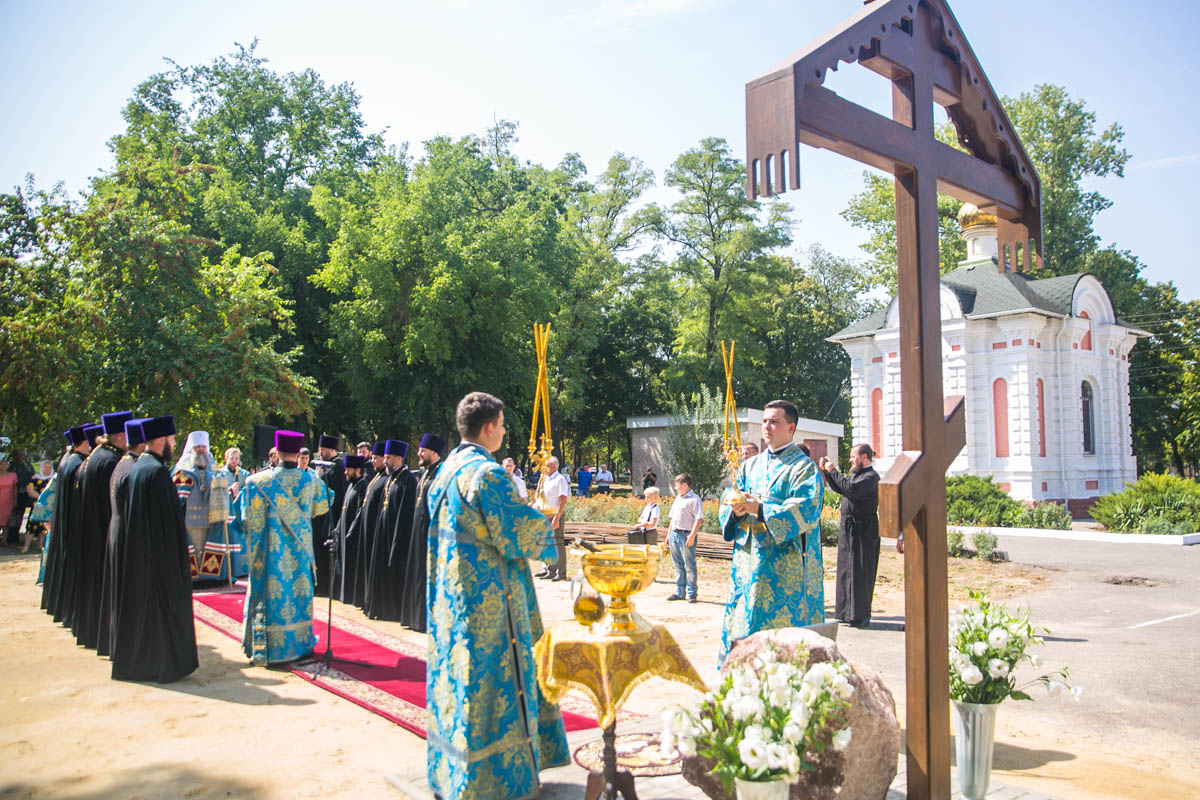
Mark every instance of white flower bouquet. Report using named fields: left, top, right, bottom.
left=661, top=647, right=853, bottom=793
left=949, top=590, right=1079, bottom=704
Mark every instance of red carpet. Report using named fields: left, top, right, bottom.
left=193, top=589, right=602, bottom=736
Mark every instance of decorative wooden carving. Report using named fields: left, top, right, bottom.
left=744, top=2, right=1042, bottom=797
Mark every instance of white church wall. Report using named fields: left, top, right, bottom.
left=838, top=303, right=1139, bottom=508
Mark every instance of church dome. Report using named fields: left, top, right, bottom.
left=957, top=202, right=997, bottom=230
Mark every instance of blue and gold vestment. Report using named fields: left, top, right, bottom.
left=717, top=443, right=824, bottom=665
left=425, top=442, right=569, bottom=800
left=239, top=465, right=331, bottom=663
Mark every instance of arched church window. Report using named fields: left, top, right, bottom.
left=1081, top=381, right=1096, bottom=455
left=1080, top=311, right=1092, bottom=351
left=871, top=387, right=883, bottom=458
left=993, top=378, right=1009, bottom=457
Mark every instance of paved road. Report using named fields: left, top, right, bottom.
left=831, top=536, right=1200, bottom=796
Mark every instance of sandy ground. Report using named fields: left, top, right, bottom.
left=0, top=545, right=1195, bottom=799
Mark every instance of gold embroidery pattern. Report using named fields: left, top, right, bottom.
left=533, top=624, right=706, bottom=729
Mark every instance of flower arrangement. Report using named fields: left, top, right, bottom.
left=661, top=647, right=853, bottom=792
left=949, top=590, right=1080, bottom=704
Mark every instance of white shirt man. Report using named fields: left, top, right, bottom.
left=536, top=458, right=570, bottom=580
left=596, top=465, right=614, bottom=493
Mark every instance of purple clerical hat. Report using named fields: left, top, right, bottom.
left=343, top=454, right=366, bottom=469
left=125, top=417, right=150, bottom=446
left=418, top=433, right=447, bottom=457
left=84, top=424, right=104, bottom=447
left=371, top=441, right=385, bottom=456
left=317, top=434, right=340, bottom=451
left=140, top=415, right=177, bottom=441
left=383, top=439, right=409, bottom=458
left=274, top=430, right=305, bottom=454
left=101, top=410, right=134, bottom=435
left=66, top=426, right=87, bottom=446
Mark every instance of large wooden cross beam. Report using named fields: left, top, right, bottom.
left=744, top=2, right=1042, bottom=798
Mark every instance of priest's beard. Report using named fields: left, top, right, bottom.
left=193, top=451, right=211, bottom=469
left=162, top=443, right=174, bottom=463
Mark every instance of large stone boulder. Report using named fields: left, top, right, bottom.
left=681, top=628, right=900, bottom=800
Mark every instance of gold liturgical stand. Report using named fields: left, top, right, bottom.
left=534, top=544, right=706, bottom=800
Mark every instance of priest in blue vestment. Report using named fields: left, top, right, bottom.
left=240, top=430, right=331, bottom=665
left=425, top=392, right=569, bottom=800
left=718, top=399, right=825, bottom=666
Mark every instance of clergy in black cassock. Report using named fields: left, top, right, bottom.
left=59, top=423, right=102, bottom=628
left=350, top=442, right=388, bottom=608
left=312, top=434, right=347, bottom=598
left=820, top=444, right=881, bottom=627
left=73, top=410, right=134, bottom=650
left=364, top=439, right=415, bottom=621
left=333, top=454, right=368, bottom=603
left=112, top=415, right=199, bottom=683
left=99, top=417, right=148, bottom=659
left=399, top=433, right=445, bottom=632
left=42, top=426, right=91, bottom=619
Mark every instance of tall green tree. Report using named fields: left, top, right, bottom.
left=840, top=123, right=966, bottom=287
left=551, top=152, right=663, bottom=459
left=656, top=137, right=791, bottom=394
left=0, top=161, right=316, bottom=448
left=1006, top=84, right=1129, bottom=275
left=313, top=123, right=574, bottom=445
left=110, top=42, right=382, bottom=434
left=745, top=246, right=872, bottom=429
left=0, top=183, right=85, bottom=447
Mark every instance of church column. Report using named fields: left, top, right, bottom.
left=963, top=323, right=993, bottom=478
left=942, top=322, right=968, bottom=474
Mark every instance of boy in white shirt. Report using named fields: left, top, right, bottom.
left=667, top=474, right=704, bottom=603
left=629, top=486, right=660, bottom=544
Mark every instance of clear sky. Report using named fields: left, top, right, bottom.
left=2, top=0, right=1198, bottom=300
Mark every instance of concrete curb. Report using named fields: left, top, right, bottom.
left=943, top=526, right=1199, bottom=546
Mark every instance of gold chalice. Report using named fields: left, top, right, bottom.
left=581, top=544, right=661, bottom=637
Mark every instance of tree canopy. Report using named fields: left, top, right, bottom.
left=2, top=52, right=1192, bottom=478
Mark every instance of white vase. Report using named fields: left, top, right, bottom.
left=952, top=699, right=1000, bottom=800
left=734, top=776, right=790, bottom=800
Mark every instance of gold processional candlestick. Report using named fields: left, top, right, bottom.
left=721, top=340, right=746, bottom=504
left=529, top=322, right=556, bottom=514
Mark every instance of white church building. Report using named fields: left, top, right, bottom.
left=829, top=205, right=1148, bottom=516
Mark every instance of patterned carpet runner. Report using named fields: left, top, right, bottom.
left=192, top=587, right=606, bottom=737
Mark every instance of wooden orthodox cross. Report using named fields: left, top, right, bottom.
left=744, top=2, right=1042, bottom=797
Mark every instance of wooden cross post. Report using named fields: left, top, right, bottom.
left=744, top=2, right=1042, bottom=797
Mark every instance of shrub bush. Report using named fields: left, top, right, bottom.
left=946, top=527, right=965, bottom=557
left=564, top=495, right=722, bottom=535
left=945, top=475, right=1022, bottom=527
left=1089, top=473, right=1200, bottom=533
left=820, top=517, right=839, bottom=547
left=1011, top=501, right=1072, bottom=530
left=972, top=531, right=999, bottom=561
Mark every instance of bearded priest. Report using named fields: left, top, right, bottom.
left=172, top=431, right=233, bottom=581
left=111, top=415, right=198, bottom=683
